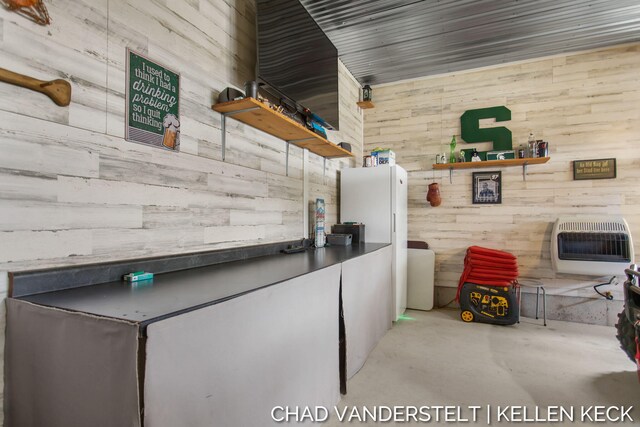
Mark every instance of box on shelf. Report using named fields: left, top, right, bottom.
left=487, top=150, right=515, bottom=161
left=372, top=149, right=396, bottom=166
left=326, top=233, right=352, bottom=246
left=332, top=223, right=365, bottom=244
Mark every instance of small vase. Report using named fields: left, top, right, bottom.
left=427, top=183, right=441, bottom=207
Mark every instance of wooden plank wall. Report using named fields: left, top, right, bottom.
left=0, top=0, right=363, bottom=417
left=364, top=44, right=640, bottom=305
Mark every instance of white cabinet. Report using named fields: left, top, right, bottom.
left=341, top=246, right=393, bottom=379
left=144, top=265, right=342, bottom=427
left=341, top=165, right=408, bottom=320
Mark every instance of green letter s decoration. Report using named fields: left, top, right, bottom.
left=460, top=106, right=512, bottom=151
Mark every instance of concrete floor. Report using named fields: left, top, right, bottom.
left=325, top=309, right=638, bottom=426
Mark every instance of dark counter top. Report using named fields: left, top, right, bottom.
left=18, top=243, right=389, bottom=328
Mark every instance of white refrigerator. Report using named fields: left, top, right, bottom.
left=340, top=165, right=408, bottom=321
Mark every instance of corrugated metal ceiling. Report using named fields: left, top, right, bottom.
left=299, top=0, right=640, bottom=84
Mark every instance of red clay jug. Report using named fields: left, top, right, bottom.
left=427, top=182, right=441, bottom=207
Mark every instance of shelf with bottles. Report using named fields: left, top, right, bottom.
left=433, top=157, right=550, bottom=182
left=434, top=132, right=550, bottom=181
left=212, top=97, right=353, bottom=160
left=433, top=157, right=550, bottom=170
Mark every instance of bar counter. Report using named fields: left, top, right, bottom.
left=6, top=242, right=393, bottom=427
left=16, top=242, right=388, bottom=328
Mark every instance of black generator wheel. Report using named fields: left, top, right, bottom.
left=615, top=309, right=637, bottom=363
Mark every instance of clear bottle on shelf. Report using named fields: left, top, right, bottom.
left=527, top=133, right=537, bottom=158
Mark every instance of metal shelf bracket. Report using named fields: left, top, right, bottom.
left=285, top=141, right=290, bottom=176
left=220, top=107, right=259, bottom=161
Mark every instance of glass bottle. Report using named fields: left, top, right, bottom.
left=527, top=133, right=537, bottom=158
left=449, top=135, right=457, bottom=163
left=458, top=150, right=466, bottom=163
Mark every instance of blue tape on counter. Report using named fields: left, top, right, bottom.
left=124, top=272, right=154, bottom=282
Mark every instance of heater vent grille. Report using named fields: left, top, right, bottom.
left=558, top=221, right=626, bottom=232
left=557, top=232, right=631, bottom=263
left=551, top=216, right=634, bottom=276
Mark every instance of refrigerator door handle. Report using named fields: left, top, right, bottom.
left=393, top=213, right=396, bottom=232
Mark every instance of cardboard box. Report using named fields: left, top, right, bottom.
left=487, top=150, right=515, bottom=161
left=373, top=149, right=396, bottom=166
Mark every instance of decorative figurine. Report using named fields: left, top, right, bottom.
left=471, top=149, right=481, bottom=162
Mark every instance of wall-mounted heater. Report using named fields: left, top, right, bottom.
left=551, top=216, right=634, bottom=276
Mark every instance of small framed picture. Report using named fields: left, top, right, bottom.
left=472, top=171, right=502, bottom=204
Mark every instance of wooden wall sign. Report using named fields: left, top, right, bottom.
left=573, top=158, right=616, bottom=180
left=126, top=49, right=180, bottom=151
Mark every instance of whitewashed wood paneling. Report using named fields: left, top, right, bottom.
left=0, top=170, right=58, bottom=202
left=0, top=2, right=363, bottom=422
left=0, top=230, right=94, bottom=262
left=0, top=6, right=363, bottom=422
left=365, top=44, right=640, bottom=301
left=204, top=225, right=266, bottom=244
left=0, top=134, right=100, bottom=178
left=230, top=210, right=283, bottom=226
left=142, top=206, right=229, bottom=229
left=0, top=200, right=142, bottom=231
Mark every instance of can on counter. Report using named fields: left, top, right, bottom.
left=364, top=155, right=372, bottom=167
left=538, top=141, right=549, bottom=157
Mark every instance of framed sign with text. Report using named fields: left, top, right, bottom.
left=573, top=158, right=616, bottom=180
left=125, top=49, right=180, bottom=151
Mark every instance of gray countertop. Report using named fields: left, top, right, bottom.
left=19, top=243, right=389, bottom=327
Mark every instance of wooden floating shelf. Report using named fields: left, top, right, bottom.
left=212, top=98, right=353, bottom=159
left=432, top=157, right=550, bottom=170
left=356, top=100, right=375, bottom=109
